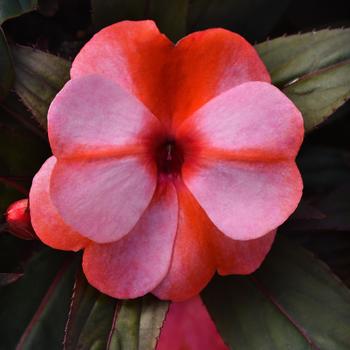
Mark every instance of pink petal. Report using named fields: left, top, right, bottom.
left=177, top=82, right=303, bottom=161
left=82, top=181, right=178, bottom=299
left=212, top=230, right=277, bottom=275
left=29, top=157, right=89, bottom=251
left=183, top=159, right=302, bottom=240
left=71, top=20, right=174, bottom=124
left=48, top=75, right=161, bottom=159
left=153, top=183, right=215, bottom=301
left=71, top=20, right=269, bottom=126
left=156, top=296, right=228, bottom=350
left=50, top=156, right=157, bottom=243
left=169, top=29, right=270, bottom=127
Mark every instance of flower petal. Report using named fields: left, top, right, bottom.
left=48, top=75, right=161, bottom=159
left=50, top=156, right=157, bottom=243
left=212, top=230, right=276, bottom=275
left=82, top=181, right=178, bottom=299
left=71, top=21, right=269, bottom=126
left=177, top=82, right=304, bottom=161
left=71, top=20, right=173, bottom=124
left=169, top=28, right=270, bottom=127
left=29, top=156, right=89, bottom=251
left=153, top=183, right=215, bottom=301
left=183, top=159, right=302, bottom=241
left=156, top=296, right=229, bottom=350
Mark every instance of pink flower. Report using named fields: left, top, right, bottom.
left=29, top=20, right=303, bottom=301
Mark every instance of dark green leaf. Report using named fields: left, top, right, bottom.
left=255, top=28, right=350, bottom=87
left=0, top=247, right=72, bottom=350
left=255, top=29, right=350, bottom=131
left=188, top=0, right=290, bottom=42
left=202, top=237, right=350, bottom=350
left=38, top=0, right=59, bottom=16
left=108, top=295, right=169, bottom=350
left=11, top=45, right=71, bottom=129
left=283, top=60, right=350, bottom=131
left=0, top=102, right=50, bottom=214
left=64, top=271, right=116, bottom=350
left=0, top=272, right=23, bottom=286
left=0, top=0, right=37, bottom=24
left=0, top=28, right=14, bottom=100
left=91, top=0, right=188, bottom=42
left=91, top=0, right=148, bottom=30
left=148, top=0, right=188, bottom=42
left=16, top=257, right=78, bottom=350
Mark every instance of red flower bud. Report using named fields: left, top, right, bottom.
left=5, top=199, right=37, bottom=240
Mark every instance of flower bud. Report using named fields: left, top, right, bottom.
left=5, top=199, right=37, bottom=240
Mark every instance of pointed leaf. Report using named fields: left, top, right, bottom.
left=255, top=29, right=350, bottom=131
left=148, top=0, right=188, bottom=42
left=202, top=237, right=350, bottom=350
left=11, top=45, right=70, bottom=129
left=16, top=257, right=78, bottom=350
left=108, top=296, right=169, bottom=350
left=64, top=271, right=117, bottom=350
left=91, top=0, right=188, bottom=42
left=0, top=247, right=71, bottom=349
left=0, top=272, right=24, bottom=286
left=188, top=0, right=290, bottom=42
left=0, top=0, right=38, bottom=24
left=255, top=28, right=350, bottom=87
left=0, top=28, right=14, bottom=100
left=283, top=60, right=350, bottom=131
left=91, top=0, right=148, bottom=30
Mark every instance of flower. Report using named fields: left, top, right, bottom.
left=29, top=20, right=303, bottom=301
left=6, top=199, right=37, bottom=240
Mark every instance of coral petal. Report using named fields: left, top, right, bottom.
left=212, top=230, right=276, bottom=275
left=82, top=181, right=178, bottom=298
left=71, top=20, right=173, bottom=123
left=178, top=82, right=304, bottom=160
left=183, top=159, right=302, bottom=240
left=29, top=157, right=88, bottom=251
left=51, top=156, right=157, bottom=243
left=153, top=183, right=215, bottom=301
left=156, top=296, right=228, bottom=350
left=170, top=29, right=270, bottom=126
left=71, top=21, right=269, bottom=125
left=48, top=75, right=161, bottom=159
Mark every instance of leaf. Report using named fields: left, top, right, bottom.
left=16, top=257, right=78, bottom=350
left=0, top=246, right=74, bottom=349
left=283, top=60, right=350, bottom=131
left=0, top=28, right=14, bottom=100
left=148, top=0, right=188, bottom=42
left=187, top=0, right=290, bottom=42
left=64, top=271, right=117, bottom=350
left=91, top=0, right=148, bottom=30
left=0, top=0, right=38, bottom=24
left=0, top=103, right=50, bottom=214
left=91, top=0, right=188, bottom=42
left=38, top=0, right=59, bottom=16
left=255, top=29, right=350, bottom=131
left=11, top=45, right=71, bottom=129
left=64, top=271, right=169, bottom=350
left=0, top=272, right=24, bottom=286
left=202, top=236, right=350, bottom=350
left=108, top=296, right=169, bottom=350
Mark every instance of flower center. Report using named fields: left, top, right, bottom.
left=156, top=138, right=184, bottom=175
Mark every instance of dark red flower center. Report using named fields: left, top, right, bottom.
left=155, top=138, right=184, bottom=175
